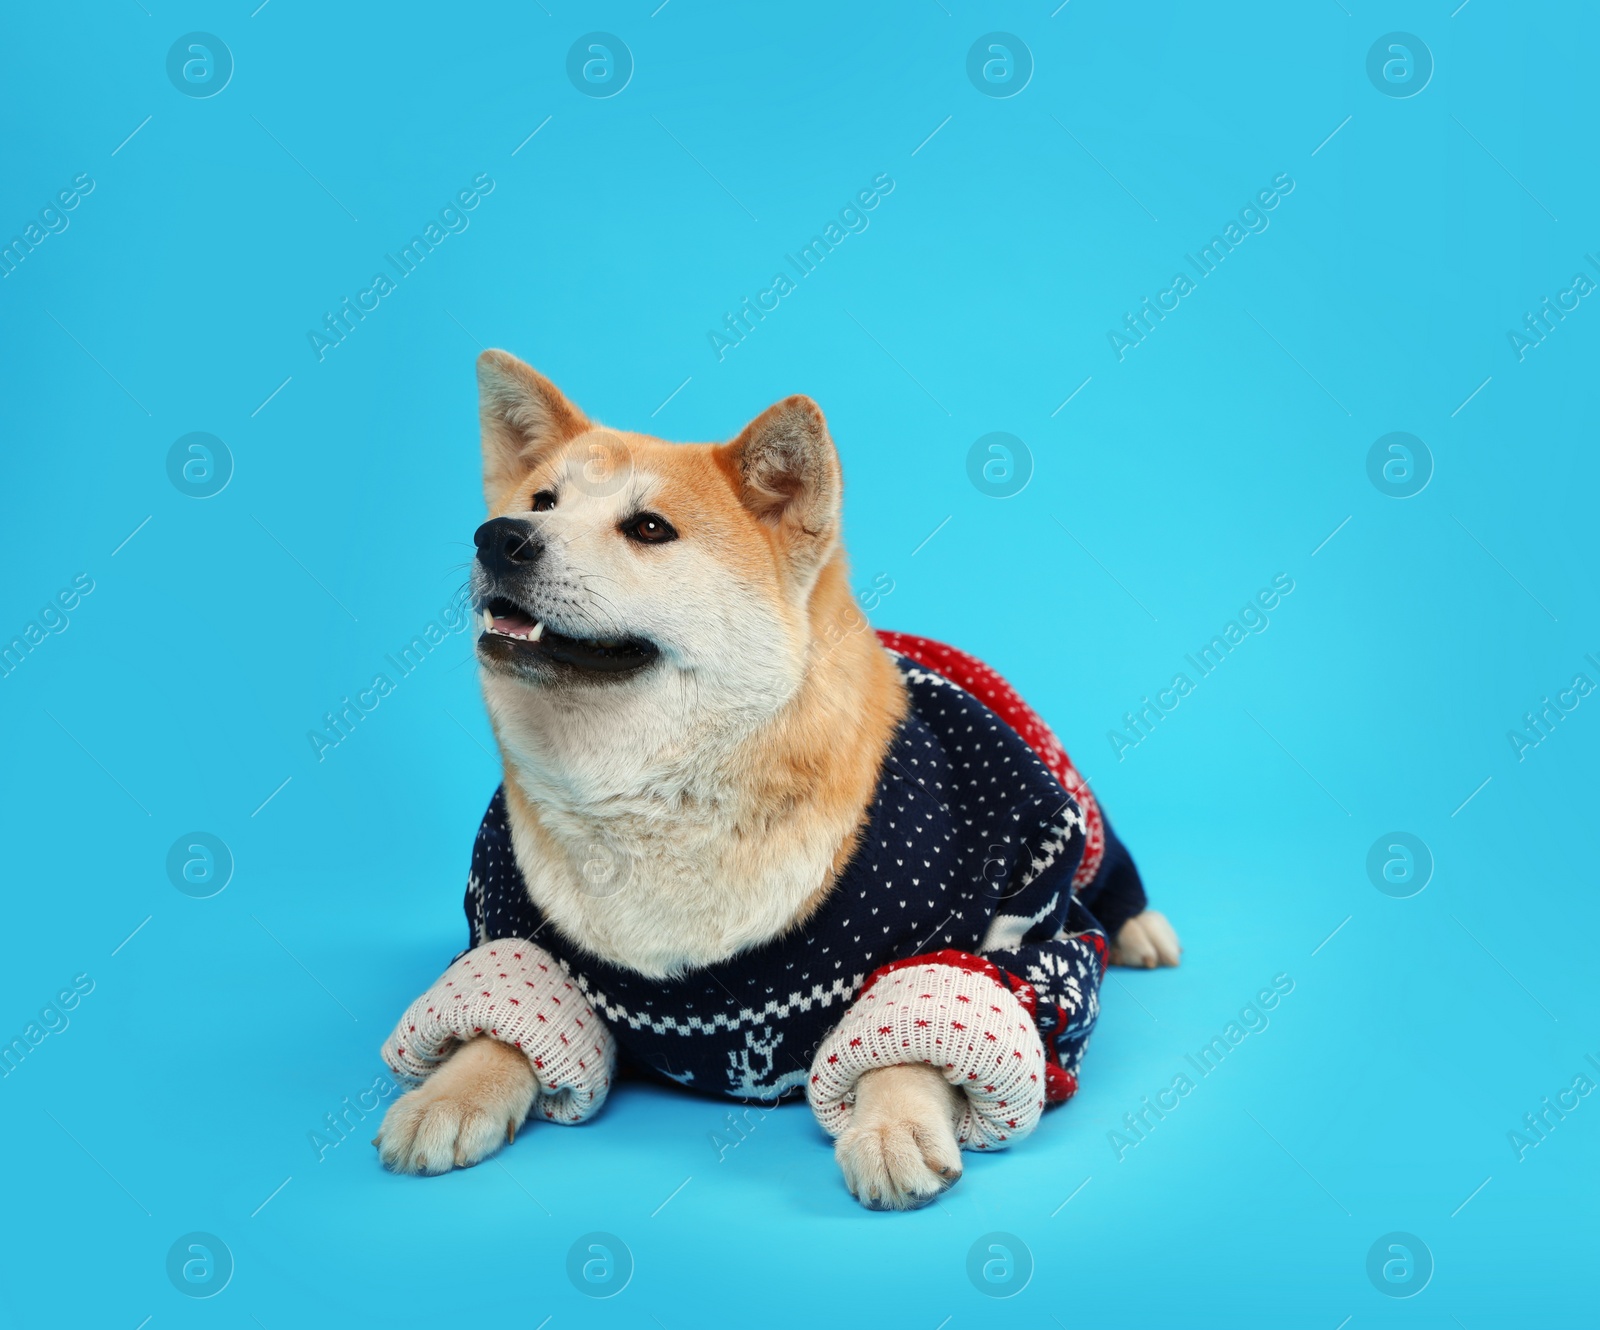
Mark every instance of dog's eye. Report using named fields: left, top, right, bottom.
left=530, top=490, right=557, bottom=512
left=622, top=512, right=677, bottom=545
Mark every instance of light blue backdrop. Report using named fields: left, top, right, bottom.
left=3, top=2, right=1595, bottom=1325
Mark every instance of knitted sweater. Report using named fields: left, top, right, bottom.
left=382, top=634, right=1146, bottom=1148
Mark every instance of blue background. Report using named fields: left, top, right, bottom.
left=3, top=1, right=1596, bottom=1325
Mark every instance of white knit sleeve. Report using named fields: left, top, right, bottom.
left=380, top=940, right=616, bottom=1125
left=806, top=950, right=1048, bottom=1151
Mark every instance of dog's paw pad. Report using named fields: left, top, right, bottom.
left=1111, top=909, right=1182, bottom=969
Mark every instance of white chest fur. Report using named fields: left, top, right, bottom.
left=507, top=795, right=838, bottom=980
left=491, top=680, right=849, bottom=980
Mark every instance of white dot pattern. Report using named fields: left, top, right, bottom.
left=438, top=650, right=1117, bottom=1106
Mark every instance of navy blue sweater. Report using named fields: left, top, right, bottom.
left=460, top=654, right=1136, bottom=1104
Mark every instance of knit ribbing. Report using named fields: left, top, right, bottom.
left=380, top=941, right=615, bottom=1125
left=807, top=950, right=1048, bottom=1150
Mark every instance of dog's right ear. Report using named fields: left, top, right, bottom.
left=477, top=350, right=590, bottom=505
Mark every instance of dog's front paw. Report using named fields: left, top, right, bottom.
left=835, top=1063, right=963, bottom=1211
left=1111, top=909, right=1182, bottom=968
left=376, top=1036, right=537, bottom=1175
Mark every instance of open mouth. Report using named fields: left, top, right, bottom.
left=478, top=595, right=659, bottom=677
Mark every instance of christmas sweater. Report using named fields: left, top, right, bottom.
left=382, top=633, right=1147, bottom=1149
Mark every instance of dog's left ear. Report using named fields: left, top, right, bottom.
left=718, top=395, right=841, bottom=583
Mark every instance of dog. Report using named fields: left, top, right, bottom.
left=374, top=350, right=1179, bottom=1209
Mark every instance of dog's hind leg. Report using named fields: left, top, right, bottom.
left=1110, top=909, right=1182, bottom=968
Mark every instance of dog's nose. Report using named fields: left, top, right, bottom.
left=473, top=517, right=544, bottom=576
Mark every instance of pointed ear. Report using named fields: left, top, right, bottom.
left=476, top=349, right=590, bottom=504
left=718, top=394, right=842, bottom=581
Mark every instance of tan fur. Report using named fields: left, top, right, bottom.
left=834, top=1064, right=965, bottom=1210
left=375, top=1037, right=537, bottom=1174
left=1110, top=909, right=1182, bottom=968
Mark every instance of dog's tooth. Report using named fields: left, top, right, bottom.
left=529, top=620, right=544, bottom=641
left=481, top=609, right=493, bottom=631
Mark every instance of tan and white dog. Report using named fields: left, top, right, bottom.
left=375, top=350, right=1179, bottom=1209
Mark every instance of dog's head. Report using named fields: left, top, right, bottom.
left=471, top=350, right=845, bottom=728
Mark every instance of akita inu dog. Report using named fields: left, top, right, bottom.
left=375, top=350, right=1179, bottom=1209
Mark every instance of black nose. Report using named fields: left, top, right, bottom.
left=473, top=517, right=544, bottom=576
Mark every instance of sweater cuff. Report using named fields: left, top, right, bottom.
left=380, top=940, right=615, bottom=1125
left=807, top=950, right=1048, bottom=1151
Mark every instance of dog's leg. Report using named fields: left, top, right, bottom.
left=375, top=1036, right=537, bottom=1175
left=834, top=1063, right=964, bottom=1211
left=1111, top=909, right=1182, bottom=968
